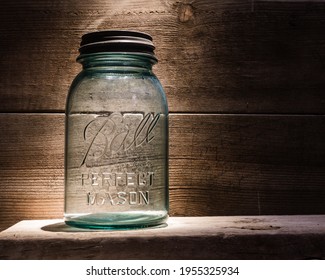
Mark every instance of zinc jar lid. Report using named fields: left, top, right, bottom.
left=79, top=30, right=156, bottom=56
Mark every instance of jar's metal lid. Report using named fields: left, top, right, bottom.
left=79, top=30, right=156, bottom=55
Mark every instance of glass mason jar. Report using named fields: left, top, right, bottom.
left=64, top=30, right=169, bottom=229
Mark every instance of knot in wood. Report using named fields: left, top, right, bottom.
left=178, top=3, right=195, bottom=23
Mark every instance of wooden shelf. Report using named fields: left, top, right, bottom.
left=1, top=216, right=325, bottom=260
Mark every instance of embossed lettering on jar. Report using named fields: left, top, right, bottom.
left=64, top=30, right=169, bottom=229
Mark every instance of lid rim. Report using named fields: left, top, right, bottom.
left=81, top=30, right=153, bottom=42
left=79, top=30, right=155, bottom=55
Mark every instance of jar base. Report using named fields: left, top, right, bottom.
left=64, top=211, right=168, bottom=230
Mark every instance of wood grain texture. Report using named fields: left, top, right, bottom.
left=0, top=114, right=64, bottom=231
left=1, top=216, right=325, bottom=259
left=169, top=114, right=325, bottom=216
left=1, top=0, right=325, bottom=113
left=1, top=114, right=324, bottom=231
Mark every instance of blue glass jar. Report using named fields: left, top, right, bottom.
left=64, top=31, right=169, bottom=229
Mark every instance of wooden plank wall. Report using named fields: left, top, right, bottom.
left=1, top=0, right=325, bottom=231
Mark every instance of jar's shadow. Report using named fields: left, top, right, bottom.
left=41, top=222, right=93, bottom=232
left=41, top=221, right=167, bottom=233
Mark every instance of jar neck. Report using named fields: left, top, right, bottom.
left=77, top=53, right=157, bottom=73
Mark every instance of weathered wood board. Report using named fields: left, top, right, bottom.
left=1, top=216, right=325, bottom=259
left=1, top=114, right=324, bottom=231
left=0, top=0, right=325, bottom=113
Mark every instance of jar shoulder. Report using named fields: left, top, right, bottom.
left=66, top=71, right=168, bottom=114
